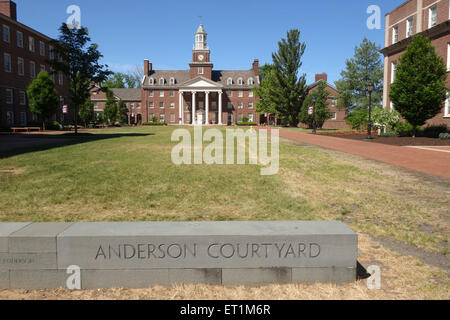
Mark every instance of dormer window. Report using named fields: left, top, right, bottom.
left=248, top=78, right=254, bottom=85
left=237, top=78, right=244, bottom=85
left=170, top=77, right=175, bottom=85
left=159, top=78, right=165, bottom=85
left=227, top=78, right=233, bottom=85
left=149, top=78, right=155, bottom=85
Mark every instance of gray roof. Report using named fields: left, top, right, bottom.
left=111, top=88, right=141, bottom=101
left=143, top=69, right=259, bottom=89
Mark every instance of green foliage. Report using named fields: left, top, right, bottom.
left=335, top=38, right=383, bottom=112
left=390, top=35, right=447, bottom=136
left=299, top=81, right=333, bottom=128
left=254, top=65, right=279, bottom=116
left=394, top=121, right=416, bottom=137
left=439, top=133, right=450, bottom=139
left=78, top=98, right=95, bottom=127
left=26, top=71, right=60, bottom=131
left=142, top=122, right=167, bottom=126
left=346, top=108, right=368, bottom=130
left=104, top=88, right=118, bottom=124
left=151, top=116, right=158, bottom=123
left=49, top=23, right=111, bottom=133
left=117, top=100, right=128, bottom=125
left=267, top=29, right=309, bottom=126
left=422, top=125, right=448, bottom=138
left=103, top=72, right=141, bottom=89
left=236, top=122, right=258, bottom=126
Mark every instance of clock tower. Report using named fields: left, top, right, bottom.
left=190, top=24, right=213, bottom=79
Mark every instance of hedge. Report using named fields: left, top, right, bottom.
left=142, top=122, right=168, bottom=126
left=236, top=122, right=258, bottom=126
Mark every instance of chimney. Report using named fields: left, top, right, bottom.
left=252, top=59, right=259, bottom=76
left=315, top=73, right=328, bottom=83
left=144, top=59, right=152, bottom=76
left=0, top=0, right=17, bottom=21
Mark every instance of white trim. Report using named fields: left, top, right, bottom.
left=428, top=5, right=437, bottom=28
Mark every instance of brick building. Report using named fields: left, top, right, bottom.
left=0, top=0, right=70, bottom=128
left=141, top=24, right=261, bottom=125
left=381, top=0, right=450, bottom=127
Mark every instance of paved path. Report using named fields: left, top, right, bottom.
left=277, top=129, right=450, bottom=180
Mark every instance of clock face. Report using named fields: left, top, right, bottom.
left=198, top=54, right=205, bottom=61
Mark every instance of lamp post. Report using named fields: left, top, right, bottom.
left=366, top=84, right=374, bottom=140
left=312, top=96, right=317, bottom=134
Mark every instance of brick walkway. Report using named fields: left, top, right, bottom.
left=277, top=129, right=450, bottom=180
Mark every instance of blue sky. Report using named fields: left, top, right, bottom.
left=15, top=0, right=405, bottom=84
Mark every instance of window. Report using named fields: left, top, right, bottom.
left=40, top=41, right=45, bottom=56
left=16, top=31, right=23, bottom=47
left=186, top=113, right=191, bottom=123
left=331, top=97, right=337, bottom=106
left=170, top=102, right=175, bottom=109
left=6, top=111, right=14, bottom=125
left=159, top=102, right=164, bottom=109
left=130, top=104, right=135, bottom=110
left=331, top=112, right=337, bottom=120
left=20, top=112, right=27, bottom=126
left=238, top=91, right=243, bottom=98
left=29, top=36, right=35, bottom=52
left=248, top=102, right=254, bottom=109
left=159, top=78, right=165, bottom=85
left=149, top=102, right=154, bottom=109
left=406, top=18, right=414, bottom=37
left=445, top=92, right=450, bottom=117
left=248, top=78, right=254, bottom=85
left=227, top=78, right=233, bottom=85
left=198, top=67, right=204, bottom=75
left=40, top=64, right=46, bottom=72
left=19, top=91, right=26, bottom=105
left=30, top=61, right=36, bottom=78
left=49, top=46, right=54, bottom=60
left=4, top=53, right=11, bottom=72
left=160, top=114, right=165, bottom=122
left=391, top=61, right=397, bottom=84
left=159, top=91, right=164, bottom=97
left=149, top=90, right=154, bottom=97
left=429, top=6, right=437, bottom=28
left=238, top=102, right=244, bottom=109
left=237, top=114, right=243, bottom=122
left=170, top=114, right=175, bottom=123
left=392, top=25, right=398, bottom=44
left=212, top=92, right=217, bottom=98
left=58, top=71, right=63, bottom=85
left=237, top=77, right=243, bottom=85
left=248, top=114, right=254, bottom=122
left=212, top=113, right=217, bottom=123
left=447, top=43, right=450, bottom=71
left=149, top=78, right=154, bottom=85
left=170, top=77, right=175, bottom=85
left=18, top=58, right=24, bottom=76
left=227, top=102, right=233, bottom=110
left=6, top=88, right=13, bottom=104
left=249, top=91, right=254, bottom=98
left=170, top=91, right=175, bottom=97
left=137, top=103, right=141, bottom=109
left=2, top=25, right=10, bottom=43
left=228, top=90, right=232, bottom=97
left=211, top=101, right=217, bottom=110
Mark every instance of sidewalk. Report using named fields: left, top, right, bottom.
left=277, top=129, right=450, bottom=180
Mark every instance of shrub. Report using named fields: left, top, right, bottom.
left=439, top=133, right=450, bottom=140
left=378, top=132, right=397, bottom=137
left=393, top=121, right=424, bottom=137
left=142, top=122, right=167, bottom=126
left=421, top=124, right=448, bottom=138
left=236, top=122, right=258, bottom=126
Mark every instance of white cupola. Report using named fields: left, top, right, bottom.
left=194, top=24, right=208, bottom=50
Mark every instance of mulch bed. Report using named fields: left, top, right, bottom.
left=327, top=134, right=450, bottom=146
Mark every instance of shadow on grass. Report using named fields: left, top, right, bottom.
left=0, top=132, right=154, bottom=159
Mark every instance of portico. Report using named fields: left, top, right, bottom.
left=178, top=77, right=224, bottom=125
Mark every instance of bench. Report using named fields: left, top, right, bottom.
left=11, top=127, right=42, bottom=133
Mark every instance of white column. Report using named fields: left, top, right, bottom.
left=192, top=91, right=196, bottom=125
left=178, top=91, right=183, bottom=125
left=205, top=91, right=210, bottom=125
left=218, top=91, right=223, bottom=125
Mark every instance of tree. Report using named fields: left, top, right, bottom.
left=253, top=64, right=279, bottom=116
left=389, top=35, right=447, bottom=137
left=271, top=29, right=309, bottom=126
left=79, top=98, right=95, bottom=127
left=335, top=38, right=384, bottom=112
left=104, top=88, right=118, bottom=125
left=372, top=106, right=401, bottom=131
left=117, top=100, right=128, bottom=124
left=299, top=81, right=333, bottom=129
left=103, top=72, right=126, bottom=88
left=27, top=71, right=60, bottom=131
left=49, top=23, right=111, bottom=134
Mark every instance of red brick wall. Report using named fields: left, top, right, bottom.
left=0, top=15, right=70, bottom=127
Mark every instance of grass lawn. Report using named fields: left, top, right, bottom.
left=0, top=126, right=448, bottom=299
